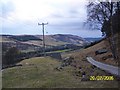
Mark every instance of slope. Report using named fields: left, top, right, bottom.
left=2, top=56, right=118, bottom=88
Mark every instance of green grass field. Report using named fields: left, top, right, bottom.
left=46, top=49, right=72, bottom=54
left=2, top=56, right=118, bottom=88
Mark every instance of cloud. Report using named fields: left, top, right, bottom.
left=1, top=0, right=87, bottom=21
left=1, top=1, right=15, bottom=18
left=1, top=0, right=102, bottom=37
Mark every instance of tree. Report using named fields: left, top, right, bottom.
left=87, top=1, right=119, bottom=29
left=101, top=10, right=120, bottom=36
left=86, top=1, right=120, bottom=59
left=3, top=47, right=20, bottom=65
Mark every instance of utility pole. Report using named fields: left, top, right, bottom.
left=38, top=22, right=48, bottom=56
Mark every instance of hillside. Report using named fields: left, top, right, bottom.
left=2, top=56, right=118, bottom=88
left=1, top=34, right=89, bottom=67
left=2, top=35, right=119, bottom=88
left=1, top=35, right=42, bottom=42
left=50, top=34, right=87, bottom=45
left=62, top=38, right=118, bottom=67
left=9, top=35, right=42, bottom=42
left=84, top=38, right=102, bottom=42
left=1, top=34, right=88, bottom=53
left=25, top=34, right=88, bottom=46
left=1, top=34, right=88, bottom=47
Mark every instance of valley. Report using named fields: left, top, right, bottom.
left=1, top=0, right=120, bottom=89
left=1, top=34, right=119, bottom=88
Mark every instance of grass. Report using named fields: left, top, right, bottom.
left=2, top=34, right=119, bottom=88
left=21, top=49, right=36, bottom=53
left=2, top=56, right=119, bottom=88
left=66, top=39, right=118, bottom=66
left=46, top=49, right=72, bottom=54
left=23, top=38, right=68, bottom=46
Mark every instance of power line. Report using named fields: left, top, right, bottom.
left=38, top=22, right=48, bottom=56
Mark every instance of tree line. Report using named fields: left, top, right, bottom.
left=2, top=44, right=82, bottom=68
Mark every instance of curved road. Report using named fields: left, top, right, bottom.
left=87, top=57, right=120, bottom=77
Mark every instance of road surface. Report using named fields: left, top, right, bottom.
left=87, top=57, right=120, bottom=77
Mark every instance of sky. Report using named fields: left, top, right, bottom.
left=0, top=0, right=102, bottom=38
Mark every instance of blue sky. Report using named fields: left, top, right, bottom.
left=0, top=0, right=102, bottom=38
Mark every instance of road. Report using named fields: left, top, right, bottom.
left=87, top=57, right=120, bottom=77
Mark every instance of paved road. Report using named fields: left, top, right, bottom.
left=87, top=57, right=120, bottom=77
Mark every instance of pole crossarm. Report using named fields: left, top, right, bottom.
left=38, top=22, right=48, bottom=25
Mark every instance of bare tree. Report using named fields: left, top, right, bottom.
left=86, top=1, right=120, bottom=59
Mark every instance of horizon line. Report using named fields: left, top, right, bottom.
left=0, top=33, right=102, bottom=38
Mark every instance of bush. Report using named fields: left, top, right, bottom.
left=3, top=47, right=20, bottom=66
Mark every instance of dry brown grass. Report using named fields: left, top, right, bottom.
left=62, top=38, right=118, bottom=69
left=3, top=56, right=118, bottom=88
left=68, top=40, right=107, bottom=61
left=60, top=38, right=119, bottom=88
left=21, top=35, right=69, bottom=47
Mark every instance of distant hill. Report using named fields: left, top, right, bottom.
left=12, top=34, right=88, bottom=46
left=84, top=38, right=102, bottom=42
left=1, top=34, right=88, bottom=47
left=1, top=35, right=42, bottom=42
left=51, top=34, right=87, bottom=45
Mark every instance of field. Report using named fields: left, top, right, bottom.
left=2, top=36, right=119, bottom=88
left=46, top=49, right=72, bottom=53
left=2, top=56, right=118, bottom=88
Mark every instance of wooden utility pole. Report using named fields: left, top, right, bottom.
left=38, top=22, right=48, bottom=56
